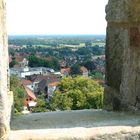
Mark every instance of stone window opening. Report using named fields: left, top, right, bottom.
left=0, top=0, right=140, bottom=139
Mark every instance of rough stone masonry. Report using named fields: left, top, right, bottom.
left=104, top=0, right=140, bottom=112
left=0, top=0, right=10, bottom=139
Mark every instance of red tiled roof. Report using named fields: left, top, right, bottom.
left=80, top=66, right=88, bottom=73
left=31, top=75, right=59, bottom=83
left=22, top=80, right=32, bottom=86
left=60, top=68, right=71, bottom=74
left=30, top=75, right=48, bottom=82
left=15, top=56, right=24, bottom=62
left=24, top=86, right=37, bottom=100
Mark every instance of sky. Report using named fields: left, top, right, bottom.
left=7, top=0, right=108, bottom=35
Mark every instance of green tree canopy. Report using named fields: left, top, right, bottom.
left=93, top=72, right=104, bottom=80
left=49, top=76, right=104, bottom=111
left=28, top=55, right=60, bottom=70
left=84, top=61, right=96, bottom=71
left=9, top=60, right=18, bottom=68
left=46, top=56, right=60, bottom=70
left=33, top=94, right=48, bottom=113
left=10, top=76, right=26, bottom=113
left=70, top=64, right=81, bottom=75
left=28, top=55, right=48, bottom=67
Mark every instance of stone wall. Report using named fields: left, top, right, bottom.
left=0, top=0, right=139, bottom=139
left=104, top=0, right=140, bottom=112
left=0, top=0, right=10, bottom=139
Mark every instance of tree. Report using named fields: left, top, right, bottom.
left=46, top=56, right=60, bottom=70
left=9, top=48, right=15, bottom=56
left=49, top=76, right=104, bottom=111
left=10, top=76, right=26, bottom=113
left=76, top=47, right=91, bottom=55
left=93, top=72, right=104, bottom=80
left=70, top=64, right=81, bottom=75
left=9, top=60, right=18, bottom=68
left=84, top=61, right=96, bottom=71
left=28, top=55, right=49, bottom=67
left=50, top=91, right=73, bottom=111
left=28, top=55, right=60, bottom=70
left=33, top=95, right=48, bottom=112
left=92, top=46, right=105, bottom=55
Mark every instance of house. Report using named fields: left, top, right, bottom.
left=59, top=60, right=66, bottom=68
left=15, top=56, right=29, bottom=67
left=10, top=67, right=41, bottom=78
left=80, top=66, right=88, bottom=77
left=38, top=81, right=59, bottom=102
left=24, top=86, right=37, bottom=112
left=60, top=67, right=88, bottom=77
left=21, top=79, right=33, bottom=91
left=10, top=67, right=54, bottom=78
left=54, top=71, right=61, bottom=77
left=38, top=80, right=48, bottom=95
left=28, top=75, right=49, bottom=93
left=60, top=68, right=71, bottom=77
left=28, top=75, right=60, bottom=95
left=37, top=75, right=60, bottom=98
left=47, top=82, right=59, bottom=101
left=21, top=58, right=29, bottom=67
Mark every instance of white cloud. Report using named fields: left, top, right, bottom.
left=7, top=0, right=108, bottom=35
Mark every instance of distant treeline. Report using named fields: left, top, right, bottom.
left=8, top=35, right=105, bottom=46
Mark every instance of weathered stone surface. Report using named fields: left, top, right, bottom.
left=104, top=0, right=140, bottom=111
left=0, top=0, right=10, bottom=139
left=106, top=0, right=130, bottom=22
left=10, top=127, right=140, bottom=140
left=106, top=0, right=140, bottom=23
left=10, top=110, right=140, bottom=140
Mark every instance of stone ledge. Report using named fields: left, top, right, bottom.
left=10, top=126, right=140, bottom=140
left=10, top=110, right=140, bottom=140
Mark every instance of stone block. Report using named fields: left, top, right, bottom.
left=105, top=0, right=140, bottom=111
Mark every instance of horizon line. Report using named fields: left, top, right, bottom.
left=8, top=34, right=106, bottom=36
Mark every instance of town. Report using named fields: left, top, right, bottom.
left=9, top=35, right=105, bottom=114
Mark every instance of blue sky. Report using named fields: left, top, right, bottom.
left=7, top=0, right=108, bottom=35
